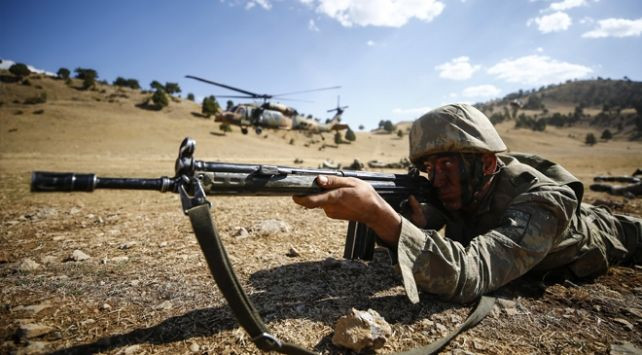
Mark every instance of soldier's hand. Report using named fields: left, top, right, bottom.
left=292, top=175, right=401, bottom=244
left=407, top=195, right=428, bottom=228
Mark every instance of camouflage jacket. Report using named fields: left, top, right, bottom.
left=397, top=153, right=628, bottom=304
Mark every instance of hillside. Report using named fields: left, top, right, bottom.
left=1, top=71, right=642, bottom=354
left=476, top=79, right=642, bottom=139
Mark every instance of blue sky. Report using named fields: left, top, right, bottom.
left=2, top=0, right=641, bottom=129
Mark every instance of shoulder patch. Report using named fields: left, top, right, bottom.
left=501, top=209, right=531, bottom=242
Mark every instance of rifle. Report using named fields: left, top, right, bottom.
left=30, top=137, right=434, bottom=354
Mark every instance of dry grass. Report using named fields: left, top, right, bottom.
left=1, top=74, right=641, bottom=354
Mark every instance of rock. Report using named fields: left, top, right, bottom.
left=159, top=241, right=168, bottom=247
left=332, top=308, right=392, bottom=352
left=189, top=342, right=200, bottom=352
left=16, top=258, right=41, bottom=271
left=612, top=318, right=634, bottom=331
left=18, top=323, right=54, bottom=339
left=0, top=250, right=10, bottom=264
left=496, top=298, right=518, bottom=316
left=80, top=318, right=95, bottom=326
left=118, top=241, right=137, bottom=250
left=294, top=158, right=304, bottom=164
left=111, top=256, right=129, bottom=263
left=286, top=247, right=300, bottom=257
left=232, top=227, right=249, bottom=239
left=67, top=250, right=91, bottom=262
left=346, top=159, right=364, bottom=170
left=610, top=340, right=642, bottom=354
left=101, top=303, right=112, bottom=311
left=22, top=341, right=50, bottom=354
left=253, top=219, right=290, bottom=237
left=13, top=301, right=52, bottom=315
left=319, top=160, right=339, bottom=169
left=155, top=301, right=173, bottom=311
left=69, top=207, right=82, bottom=215
left=123, top=344, right=141, bottom=354
left=40, top=255, right=58, bottom=265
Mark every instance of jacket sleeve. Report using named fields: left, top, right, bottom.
left=397, top=184, right=578, bottom=304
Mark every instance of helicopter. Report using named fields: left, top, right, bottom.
left=186, top=75, right=341, bottom=135
left=292, top=95, right=350, bottom=133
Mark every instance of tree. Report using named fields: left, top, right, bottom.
left=345, top=128, right=356, bottom=142
left=150, top=80, right=164, bottom=91
left=164, top=82, right=181, bottom=95
left=187, top=93, right=195, bottom=101
left=202, top=95, right=220, bottom=116
left=383, top=120, right=395, bottom=133
left=74, top=67, right=97, bottom=80
left=358, top=124, right=364, bottom=130
left=585, top=133, right=597, bottom=146
left=219, top=123, right=232, bottom=133
left=397, top=129, right=404, bottom=137
left=82, top=75, right=96, bottom=90
left=226, top=100, right=234, bottom=111
left=151, top=89, right=169, bottom=109
left=334, top=131, right=343, bottom=144
left=57, top=67, right=70, bottom=80
left=601, top=129, right=613, bottom=140
left=9, top=63, right=31, bottom=78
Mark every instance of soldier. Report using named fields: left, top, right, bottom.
left=293, top=103, right=642, bottom=303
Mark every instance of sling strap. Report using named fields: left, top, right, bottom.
left=186, top=202, right=495, bottom=354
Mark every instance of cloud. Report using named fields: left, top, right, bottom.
left=311, top=0, right=445, bottom=27
left=244, top=0, right=271, bottom=10
left=435, top=56, right=480, bottom=81
left=548, top=0, right=587, bottom=11
left=392, top=106, right=433, bottom=115
left=366, top=40, right=376, bottom=46
left=308, top=19, right=320, bottom=31
left=462, top=85, right=501, bottom=98
left=582, top=17, right=642, bottom=38
left=488, top=55, right=592, bottom=84
left=528, top=11, right=572, bottom=33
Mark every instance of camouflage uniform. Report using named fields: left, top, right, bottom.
left=398, top=104, right=642, bottom=304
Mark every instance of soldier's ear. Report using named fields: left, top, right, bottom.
left=481, top=153, right=497, bottom=175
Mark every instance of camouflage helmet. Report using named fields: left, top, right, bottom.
left=409, top=103, right=507, bottom=164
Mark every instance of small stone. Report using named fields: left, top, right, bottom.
left=612, top=318, right=634, bottom=331
left=159, top=241, right=168, bottom=247
left=286, top=247, right=300, bottom=257
left=118, top=241, right=137, bottom=250
left=111, top=256, right=129, bottom=263
left=0, top=250, right=10, bottom=263
left=16, top=258, right=41, bottom=271
left=123, top=344, right=141, bottom=354
left=189, top=342, right=200, bottom=352
left=611, top=341, right=642, bottom=355
left=18, top=323, right=54, bottom=339
left=108, top=229, right=121, bottom=236
left=40, top=255, right=58, bottom=265
left=80, top=318, right=95, bottom=326
left=69, top=207, right=82, bottom=215
left=68, top=250, right=90, bottom=261
left=13, top=301, right=52, bottom=315
left=155, top=301, right=173, bottom=310
left=23, top=341, right=50, bottom=354
left=232, top=227, right=249, bottom=239
left=253, top=219, right=290, bottom=237
left=101, top=303, right=112, bottom=311
left=332, top=308, right=392, bottom=352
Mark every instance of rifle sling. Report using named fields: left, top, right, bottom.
left=187, top=204, right=315, bottom=355
left=186, top=203, right=495, bottom=354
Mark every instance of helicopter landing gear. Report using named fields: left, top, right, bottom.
left=241, top=127, right=249, bottom=135
left=255, top=127, right=263, bottom=135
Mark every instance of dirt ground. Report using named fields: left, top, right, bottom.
left=1, top=75, right=641, bottom=354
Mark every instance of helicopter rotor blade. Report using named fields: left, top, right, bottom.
left=273, top=85, right=341, bottom=97
left=185, top=75, right=262, bottom=98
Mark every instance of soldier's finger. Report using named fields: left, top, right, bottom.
left=292, top=191, right=334, bottom=208
left=315, top=175, right=357, bottom=189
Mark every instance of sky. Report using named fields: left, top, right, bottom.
left=1, top=0, right=641, bottom=129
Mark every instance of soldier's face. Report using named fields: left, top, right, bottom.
left=422, top=155, right=463, bottom=211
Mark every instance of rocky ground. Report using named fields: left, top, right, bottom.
left=1, top=74, right=641, bottom=354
